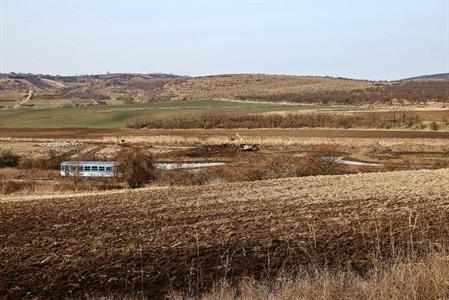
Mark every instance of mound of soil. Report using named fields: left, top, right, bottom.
left=183, top=144, right=240, bottom=157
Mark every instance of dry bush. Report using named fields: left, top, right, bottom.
left=89, top=252, right=449, bottom=299
left=188, top=253, right=449, bottom=300
left=127, top=111, right=421, bottom=130
left=430, top=121, right=440, bottom=131
left=116, top=148, right=156, bottom=188
left=0, top=168, right=58, bottom=179
left=304, top=144, right=342, bottom=175
left=157, top=165, right=240, bottom=186
left=157, top=155, right=336, bottom=187
left=19, top=157, right=48, bottom=170
left=242, top=156, right=307, bottom=181
left=0, top=178, right=124, bottom=195
left=0, top=179, right=35, bottom=194
left=0, top=150, right=20, bottom=168
left=55, top=178, right=124, bottom=192
left=156, top=157, right=307, bottom=187
left=367, top=143, right=394, bottom=159
left=19, top=151, right=63, bottom=170
left=0, top=168, right=21, bottom=179
left=157, top=152, right=350, bottom=187
left=158, top=170, right=216, bottom=186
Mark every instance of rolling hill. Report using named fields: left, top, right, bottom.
left=0, top=73, right=185, bottom=107
left=0, top=72, right=448, bottom=108
left=402, top=72, right=449, bottom=82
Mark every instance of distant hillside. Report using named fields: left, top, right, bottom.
left=165, top=74, right=374, bottom=101
left=0, top=72, right=448, bottom=108
left=402, top=73, right=449, bottom=82
left=0, top=73, right=186, bottom=107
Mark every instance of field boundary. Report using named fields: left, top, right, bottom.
left=2, top=168, right=448, bottom=203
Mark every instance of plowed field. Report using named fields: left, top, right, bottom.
left=1, top=169, right=449, bottom=298
left=2, top=127, right=449, bottom=140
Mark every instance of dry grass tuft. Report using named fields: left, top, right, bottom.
left=189, top=253, right=449, bottom=300
left=2, top=169, right=449, bottom=298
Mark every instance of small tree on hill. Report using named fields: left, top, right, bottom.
left=116, top=148, right=156, bottom=188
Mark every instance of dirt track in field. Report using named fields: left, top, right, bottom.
left=2, top=128, right=449, bottom=141
left=1, top=169, right=449, bottom=298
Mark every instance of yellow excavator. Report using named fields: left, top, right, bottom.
left=231, top=133, right=259, bottom=151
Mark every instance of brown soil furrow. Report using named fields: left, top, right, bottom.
left=1, top=169, right=449, bottom=298
left=2, top=128, right=449, bottom=140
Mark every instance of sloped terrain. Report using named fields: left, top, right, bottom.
left=1, top=169, right=449, bottom=298
left=164, top=74, right=373, bottom=101
left=0, top=73, right=186, bottom=106
left=1, top=72, right=448, bottom=108
left=402, top=72, right=449, bottom=82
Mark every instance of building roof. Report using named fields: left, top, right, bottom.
left=61, top=161, right=116, bottom=166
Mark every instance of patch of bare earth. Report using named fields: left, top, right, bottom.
left=1, top=169, right=449, bottom=298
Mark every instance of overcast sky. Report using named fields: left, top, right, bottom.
left=0, top=0, right=448, bottom=80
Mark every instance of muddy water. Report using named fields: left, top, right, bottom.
left=154, top=162, right=226, bottom=170
left=323, top=156, right=383, bottom=167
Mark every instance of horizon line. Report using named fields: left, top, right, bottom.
left=3, top=71, right=448, bottom=82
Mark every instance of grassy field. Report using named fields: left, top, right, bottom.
left=0, top=100, right=347, bottom=128
left=1, top=169, right=449, bottom=298
left=2, top=99, right=448, bottom=130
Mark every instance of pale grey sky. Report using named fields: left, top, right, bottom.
left=1, top=0, right=448, bottom=80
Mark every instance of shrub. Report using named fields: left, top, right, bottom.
left=127, top=111, right=421, bottom=130
left=116, top=148, right=156, bottom=188
left=19, top=151, right=62, bottom=170
left=160, top=170, right=212, bottom=186
left=0, top=168, right=59, bottom=180
left=304, top=144, right=342, bottom=175
left=56, top=178, right=124, bottom=192
left=244, top=156, right=306, bottom=180
left=0, top=179, right=35, bottom=194
left=430, top=121, right=440, bottom=131
left=0, top=150, right=20, bottom=168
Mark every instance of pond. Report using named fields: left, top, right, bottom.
left=154, top=162, right=227, bottom=170
left=323, top=157, right=383, bottom=167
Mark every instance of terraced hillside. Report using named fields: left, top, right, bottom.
left=1, top=169, right=449, bottom=298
